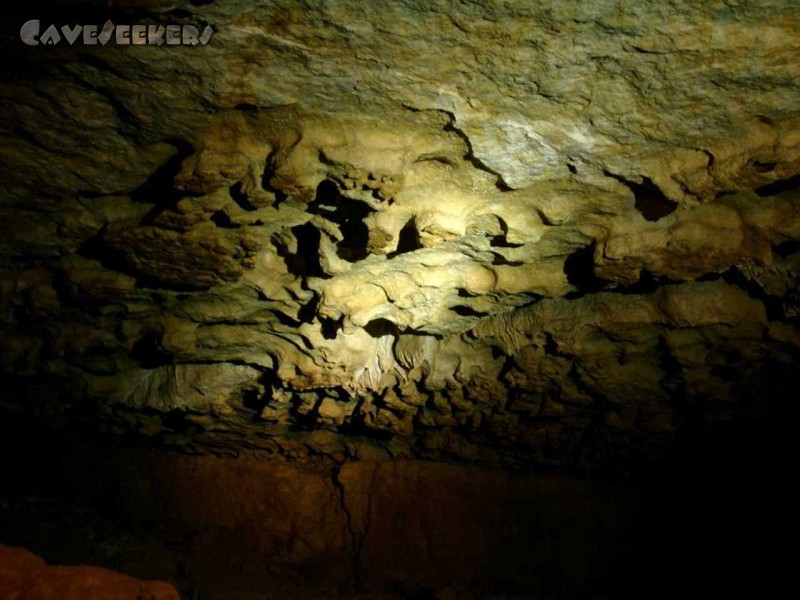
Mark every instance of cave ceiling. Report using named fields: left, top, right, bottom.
left=1, top=0, right=799, bottom=474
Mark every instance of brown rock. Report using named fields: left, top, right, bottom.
left=0, top=545, right=179, bottom=600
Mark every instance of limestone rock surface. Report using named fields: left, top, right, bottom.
left=1, top=0, right=800, bottom=473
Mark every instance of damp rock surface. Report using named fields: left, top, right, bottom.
left=1, top=0, right=800, bottom=474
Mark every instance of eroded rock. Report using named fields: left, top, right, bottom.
left=1, top=0, right=799, bottom=473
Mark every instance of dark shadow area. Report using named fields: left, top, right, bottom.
left=773, top=239, right=800, bottom=259
left=228, top=181, right=257, bottom=211
left=209, top=209, right=239, bottom=228
left=77, top=229, right=200, bottom=292
left=269, top=308, right=302, bottom=328
left=76, top=229, right=138, bottom=277
left=260, top=151, right=289, bottom=208
left=297, top=293, right=320, bottom=323
left=0, top=1, right=173, bottom=27
left=287, top=394, right=322, bottom=431
left=539, top=333, right=564, bottom=358
left=308, top=179, right=374, bottom=262
left=604, top=170, right=679, bottom=222
left=320, top=314, right=344, bottom=339
left=312, top=178, right=340, bottom=206
left=449, top=304, right=487, bottom=317
left=721, top=267, right=785, bottom=321
left=273, top=222, right=327, bottom=279
left=241, top=371, right=279, bottom=419
left=364, top=317, right=400, bottom=338
left=0, top=386, right=794, bottom=599
left=752, top=159, right=777, bottom=173
left=609, top=268, right=682, bottom=295
left=755, top=172, right=800, bottom=196
left=563, top=242, right=609, bottom=296
left=133, top=139, right=195, bottom=208
left=129, top=331, right=173, bottom=368
left=387, top=217, right=423, bottom=258
left=616, top=411, right=796, bottom=599
left=489, top=217, right=524, bottom=248
left=489, top=235, right=524, bottom=248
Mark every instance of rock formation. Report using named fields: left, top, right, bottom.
left=0, top=0, right=798, bottom=595
left=4, top=0, right=799, bottom=473
left=0, top=544, right=179, bottom=600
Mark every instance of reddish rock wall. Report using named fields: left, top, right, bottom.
left=85, top=451, right=639, bottom=596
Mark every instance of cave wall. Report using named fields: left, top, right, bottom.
left=2, top=409, right=793, bottom=598
left=115, top=455, right=638, bottom=595
left=2, top=0, right=799, bottom=474
left=1, top=2, right=799, bottom=597
left=1, top=426, right=641, bottom=598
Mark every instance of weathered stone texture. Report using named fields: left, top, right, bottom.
left=1, top=0, right=799, bottom=472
